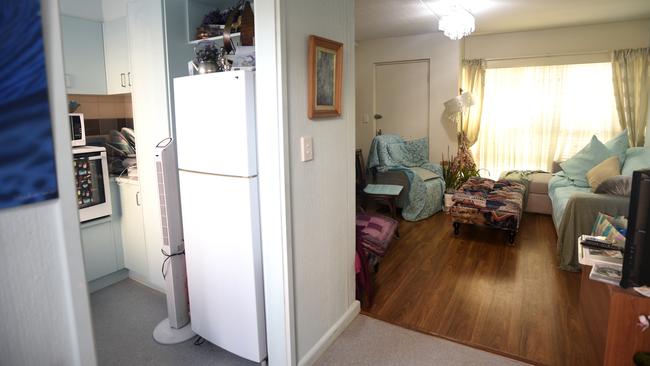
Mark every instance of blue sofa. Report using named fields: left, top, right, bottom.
left=550, top=143, right=650, bottom=271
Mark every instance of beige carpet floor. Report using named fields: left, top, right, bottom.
left=316, top=315, right=531, bottom=366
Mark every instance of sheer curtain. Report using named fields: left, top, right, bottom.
left=472, top=62, right=620, bottom=179
left=460, top=59, right=486, bottom=146
left=612, top=48, right=650, bottom=147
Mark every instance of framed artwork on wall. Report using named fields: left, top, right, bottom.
left=0, top=0, right=59, bottom=209
left=308, top=35, right=343, bottom=119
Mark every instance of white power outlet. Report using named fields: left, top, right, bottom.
left=300, top=136, right=314, bottom=162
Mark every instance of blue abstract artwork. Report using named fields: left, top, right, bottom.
left=0, top=0, right=58, bottom=209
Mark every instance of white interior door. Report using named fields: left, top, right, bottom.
left=373, top=60, right=430, bottom=140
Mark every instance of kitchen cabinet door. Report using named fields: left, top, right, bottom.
left=117, top=180, right=149, bottom=278
left=81, top=218, right=120, bottom=281
left=60, top=15, right=107, bottom=94
left=103, top=17, right=131, bottom=94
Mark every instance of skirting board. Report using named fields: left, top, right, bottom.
left=298, top=300, right=361, bottom=366
left=88, top=268, right=129, bottom=293
left=128, top=271, right=166, bottom=294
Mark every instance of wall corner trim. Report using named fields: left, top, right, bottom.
left=298, top=301, right=361, bottom=366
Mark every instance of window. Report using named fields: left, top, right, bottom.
left=472, top=62, right=620, bottom=179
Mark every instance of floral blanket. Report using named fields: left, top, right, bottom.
left=450, top=177, right=525, bottom=231
left=366, top=135, right=445, bottom=221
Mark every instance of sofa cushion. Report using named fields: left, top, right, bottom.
left=548, top=174, right=590, bottom=229
left=595, top=175, right=633, bottom=196
left=586, top=156, right=621, bottom=192
left=528, top=172, right=552, bottom=194
left=604, top=129, right=629, bottom=164
left=560, top=135, right=613, bottom=187
left=622, top=147, right=650, bottom=176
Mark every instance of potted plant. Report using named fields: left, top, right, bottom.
left=441, top=138, right=480, bottom=212
left=441, top=159, right=457, bottom=212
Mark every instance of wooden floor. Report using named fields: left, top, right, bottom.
left=362, top=212, right=598, bottom=366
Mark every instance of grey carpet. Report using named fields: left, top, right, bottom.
left=92, top=280, right=529, bottom=365
left=90, top=279, right=256, bottom=366
left=315, top=315, right=530, bottom=366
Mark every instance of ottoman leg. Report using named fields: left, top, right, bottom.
left=453, top=222, right=460, bottom=235
left=507, top=231, right=516, bottom=245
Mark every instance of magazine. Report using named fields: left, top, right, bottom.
left=589, top=262, right=622, bottom=286
left=578, top=235, right=624, bottom=266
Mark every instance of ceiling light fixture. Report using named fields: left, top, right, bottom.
left=423, top=0, right=476, bottom=40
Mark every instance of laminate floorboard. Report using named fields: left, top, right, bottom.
left=362, top=212, right=598, bottom=366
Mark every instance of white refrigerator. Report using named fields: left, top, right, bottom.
left=173, top=71, right=266, bottom=363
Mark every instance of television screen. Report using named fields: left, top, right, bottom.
left=620, top=170, right=650, bottom=288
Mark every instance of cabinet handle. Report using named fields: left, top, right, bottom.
left=128, top=72, right=132, bottom=86
left=120, top=73, right=126, bottom=87
left=136, top=191, right=141, bottom=206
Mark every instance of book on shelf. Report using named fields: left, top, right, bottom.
left=589, top=262, right=622, bottom=286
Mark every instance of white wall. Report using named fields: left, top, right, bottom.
left=356, top=33, right=461, bottom=161
left=281, top=0, right=358, bottom=363
left=59, top=0, right=103, bottom=20
left=0, top=1, right=96, bottom=364
left=102, top=0, right=129, bottom=21
left=464, top=19, right=650, bottom=64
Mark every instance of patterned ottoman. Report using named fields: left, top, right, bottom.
left=449, top=177, right=526, bottom=244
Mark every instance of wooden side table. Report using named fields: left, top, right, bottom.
left=580, top=265, right=650, bottom=365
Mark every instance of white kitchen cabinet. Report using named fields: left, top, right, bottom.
left=117, top=178, right=149, bottom=278
left=103, top=17, right=132, bottom=94
left=80, top=217, right=120, bottom=281
left=60, top=15, right=107, bottom=94
left=79, top=180, right=125, bottom=282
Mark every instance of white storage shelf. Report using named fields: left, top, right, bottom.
left=190, top=32, right=241, bottom=45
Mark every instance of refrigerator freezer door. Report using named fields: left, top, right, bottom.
left=174, top=71, right=257, bottom=177
left=179, top=170, right=266, bottom=362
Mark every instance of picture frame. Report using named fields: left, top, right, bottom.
left=308, top=35, right=343, bottom=119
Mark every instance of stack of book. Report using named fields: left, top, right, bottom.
left=578, top=235, right=624, bottom=286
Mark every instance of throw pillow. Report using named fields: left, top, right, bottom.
left=586, top=156, right=621, bottom=192
left=604, top=129, right=629, bottom=164
left=560, top=136, right=614, bottom=187
left=622, top=147, right=650, bottom=176
left=595, top=175, right=633, bottom=196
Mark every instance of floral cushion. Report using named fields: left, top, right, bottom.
left=450, top=177, right=525, bottom=231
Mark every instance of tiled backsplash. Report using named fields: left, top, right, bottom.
left=67, top=94, right=133, bottom=119
left=84, top=118, right=134, bottom=136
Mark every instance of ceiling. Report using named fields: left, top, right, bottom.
left=355, top=0, right=650, bottom=41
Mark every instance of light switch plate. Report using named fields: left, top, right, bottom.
left=300, top=136, right=313, bottom=162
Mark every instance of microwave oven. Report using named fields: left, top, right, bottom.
left=72, top=146, right=112, bottom=222
left=69, top=113, right=86, bottom=147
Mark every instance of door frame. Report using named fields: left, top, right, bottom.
left=372, top=58, right=431, bottom=139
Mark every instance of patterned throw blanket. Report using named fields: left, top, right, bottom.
left=451, top=177, right=526, bottom=231
left=366, top=135, right=445, bottom=221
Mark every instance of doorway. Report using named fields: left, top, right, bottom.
left=373, top=59, right=430, bottom=139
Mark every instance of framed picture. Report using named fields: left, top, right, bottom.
left=0, top=0, right=59, bottom=209
left=308, top=35, right=343, bottom=119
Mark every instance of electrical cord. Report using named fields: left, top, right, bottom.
left=193, top=336, right=205, bottom=346
left=161, top=248, right=185, bottom=280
